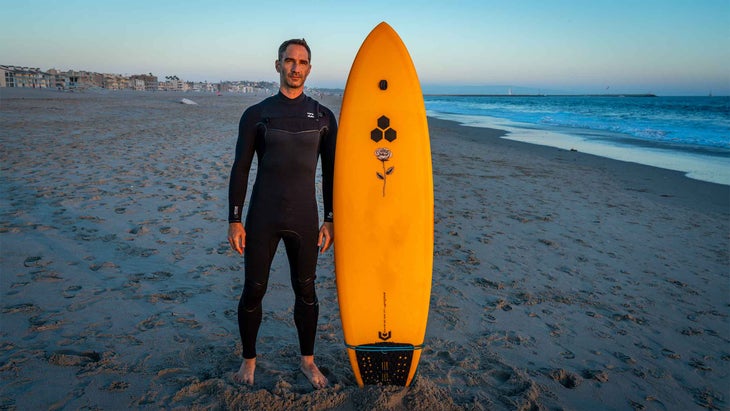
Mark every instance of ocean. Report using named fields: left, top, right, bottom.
left=424, top=95, right=730, bottom=185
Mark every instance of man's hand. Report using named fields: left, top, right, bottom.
left=317, top=222, right=334, bottom=254
left=228, top=222, right=246, bottom=255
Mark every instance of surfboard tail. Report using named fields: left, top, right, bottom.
left=346, top=343, right=424, bottom=387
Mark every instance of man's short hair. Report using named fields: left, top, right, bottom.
left=278, top=39, right=311, bottom=62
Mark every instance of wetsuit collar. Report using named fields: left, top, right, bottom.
left=277, top=91, right=306, bottom=104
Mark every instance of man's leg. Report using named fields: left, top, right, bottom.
left=234, top=228, right=278, bottom=385
left=283, top=231, right=328, bottom=389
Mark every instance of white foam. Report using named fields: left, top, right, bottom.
left=429, top=112, right=730, bottom=186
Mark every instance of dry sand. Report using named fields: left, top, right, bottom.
left=1, top=88, right=728, bottom=410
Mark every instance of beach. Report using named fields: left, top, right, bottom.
left=1, top=88, right=728, bottom=410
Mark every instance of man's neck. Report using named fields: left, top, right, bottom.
left=280, top=87, right=304, bottom=99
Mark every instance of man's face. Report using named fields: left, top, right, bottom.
left=276, top=44, right=311, bottom=90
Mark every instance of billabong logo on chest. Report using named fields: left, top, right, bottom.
left=307, top=112, right=315, bottom=118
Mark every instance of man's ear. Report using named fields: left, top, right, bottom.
left=274, top=60, right=281, bottom=73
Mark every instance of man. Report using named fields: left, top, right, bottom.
left=227, top=38, right=336, bottom=389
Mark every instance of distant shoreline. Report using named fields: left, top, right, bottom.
left=8, top=87, right=729, bottom=98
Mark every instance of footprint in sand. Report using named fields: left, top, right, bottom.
left=62, top=285, right=82, bottom=298
left=159, top=226, right=179, bottom=235
left=117, top=243, right=158, bottom=258
left=158, top=204, right=177, bottom=213
left=474, top=278, right=504, bottom=290
left=681, top=327, right=703, bottom=336
left=149, top=289, right=192, bottom=304
left=613, top=351, right=637, bottom=365
left=48, top=350, right=101, bottom=366
left=560, top=350, right=575, bottom=360
left=547, top=368, right=582, bottom=389
left=104, top=381, right=130, bottom=391
left=23, top=256, right=44, bottom=267
left=29, top=313, right=64, bottom=332
left=693, top=387, right=724, bottom=409
left=89, top=262, right=118, bottom=272
left=2, top=303, right=40, bottom=314
left=489, top=369, right=512, bottom=384
left=494, top=370, right=541, bottom=403
left=582, top=369, right=609, bottom=382
left=689, top=358, right=712, bottom=371
left=223, top=309, right=237, bottom=321
left=137, top=314, right=165, bottom=331
left=661, top=348, right=681, bottom=359
left=129, top=271, right=173, bottom=282
left=174, top=316, right=202, bottom=329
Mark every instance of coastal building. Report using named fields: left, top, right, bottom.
left=1, top=64, right=277, bottom=95
left=0, top=65, right=54, bottom=88
left=189, top=81, right=212, bottom=92
left=102, top=73, right=129, bottom=90
left=42, top=68, right=106, bottom=90
left=130, top=78, right=145, bottom=91
left=158, top=76, right=189, bottom=92
left=220, top=80, right=276, bottom=94
left=129, top=74, right=158, bottom=91
left=45, top=68, right=66, bottom=88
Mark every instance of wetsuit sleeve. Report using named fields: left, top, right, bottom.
left=228, top=107, right=259, bottom=223
left=321, top=107, right=337, bottom=223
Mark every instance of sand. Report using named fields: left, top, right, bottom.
left=1, top=88, right=728, bottom=410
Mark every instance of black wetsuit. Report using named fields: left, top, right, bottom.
left=228, top=92, right=337, bottom=359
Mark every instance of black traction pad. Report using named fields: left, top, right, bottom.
left=354, top=343, right=416, bottom=385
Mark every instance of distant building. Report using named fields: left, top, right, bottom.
left=103, top=73, right=129, bottom=90
left=130, top=78, right=145, bottom=91
left=46, top=68, right=66, bottom=88
left=41, top=68, right=107, bottom=90
left=69, top=70, right=103, bottom=89
left=158, top=77, right=188, bottom=91
left=0, top=65, right=54, bottom=88
left=1, top=64, right=278, bottom=95
left=189, top=82, right=218, bottom=93
left=219, top=80, right=276, bottom=95
left=130, top=74, right=158, bottom=91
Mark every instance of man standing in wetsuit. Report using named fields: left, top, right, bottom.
left=227, top=38, right=336, bottom=389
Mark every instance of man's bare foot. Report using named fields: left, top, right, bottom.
left=300, top=355, right=328, bottom=389
left=233, top=358, right=256, bottom=385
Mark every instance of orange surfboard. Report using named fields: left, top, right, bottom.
left=334, top=22, right=433, bottom=387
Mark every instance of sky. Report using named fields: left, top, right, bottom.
left=1, top=0, right=728, bottom=96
